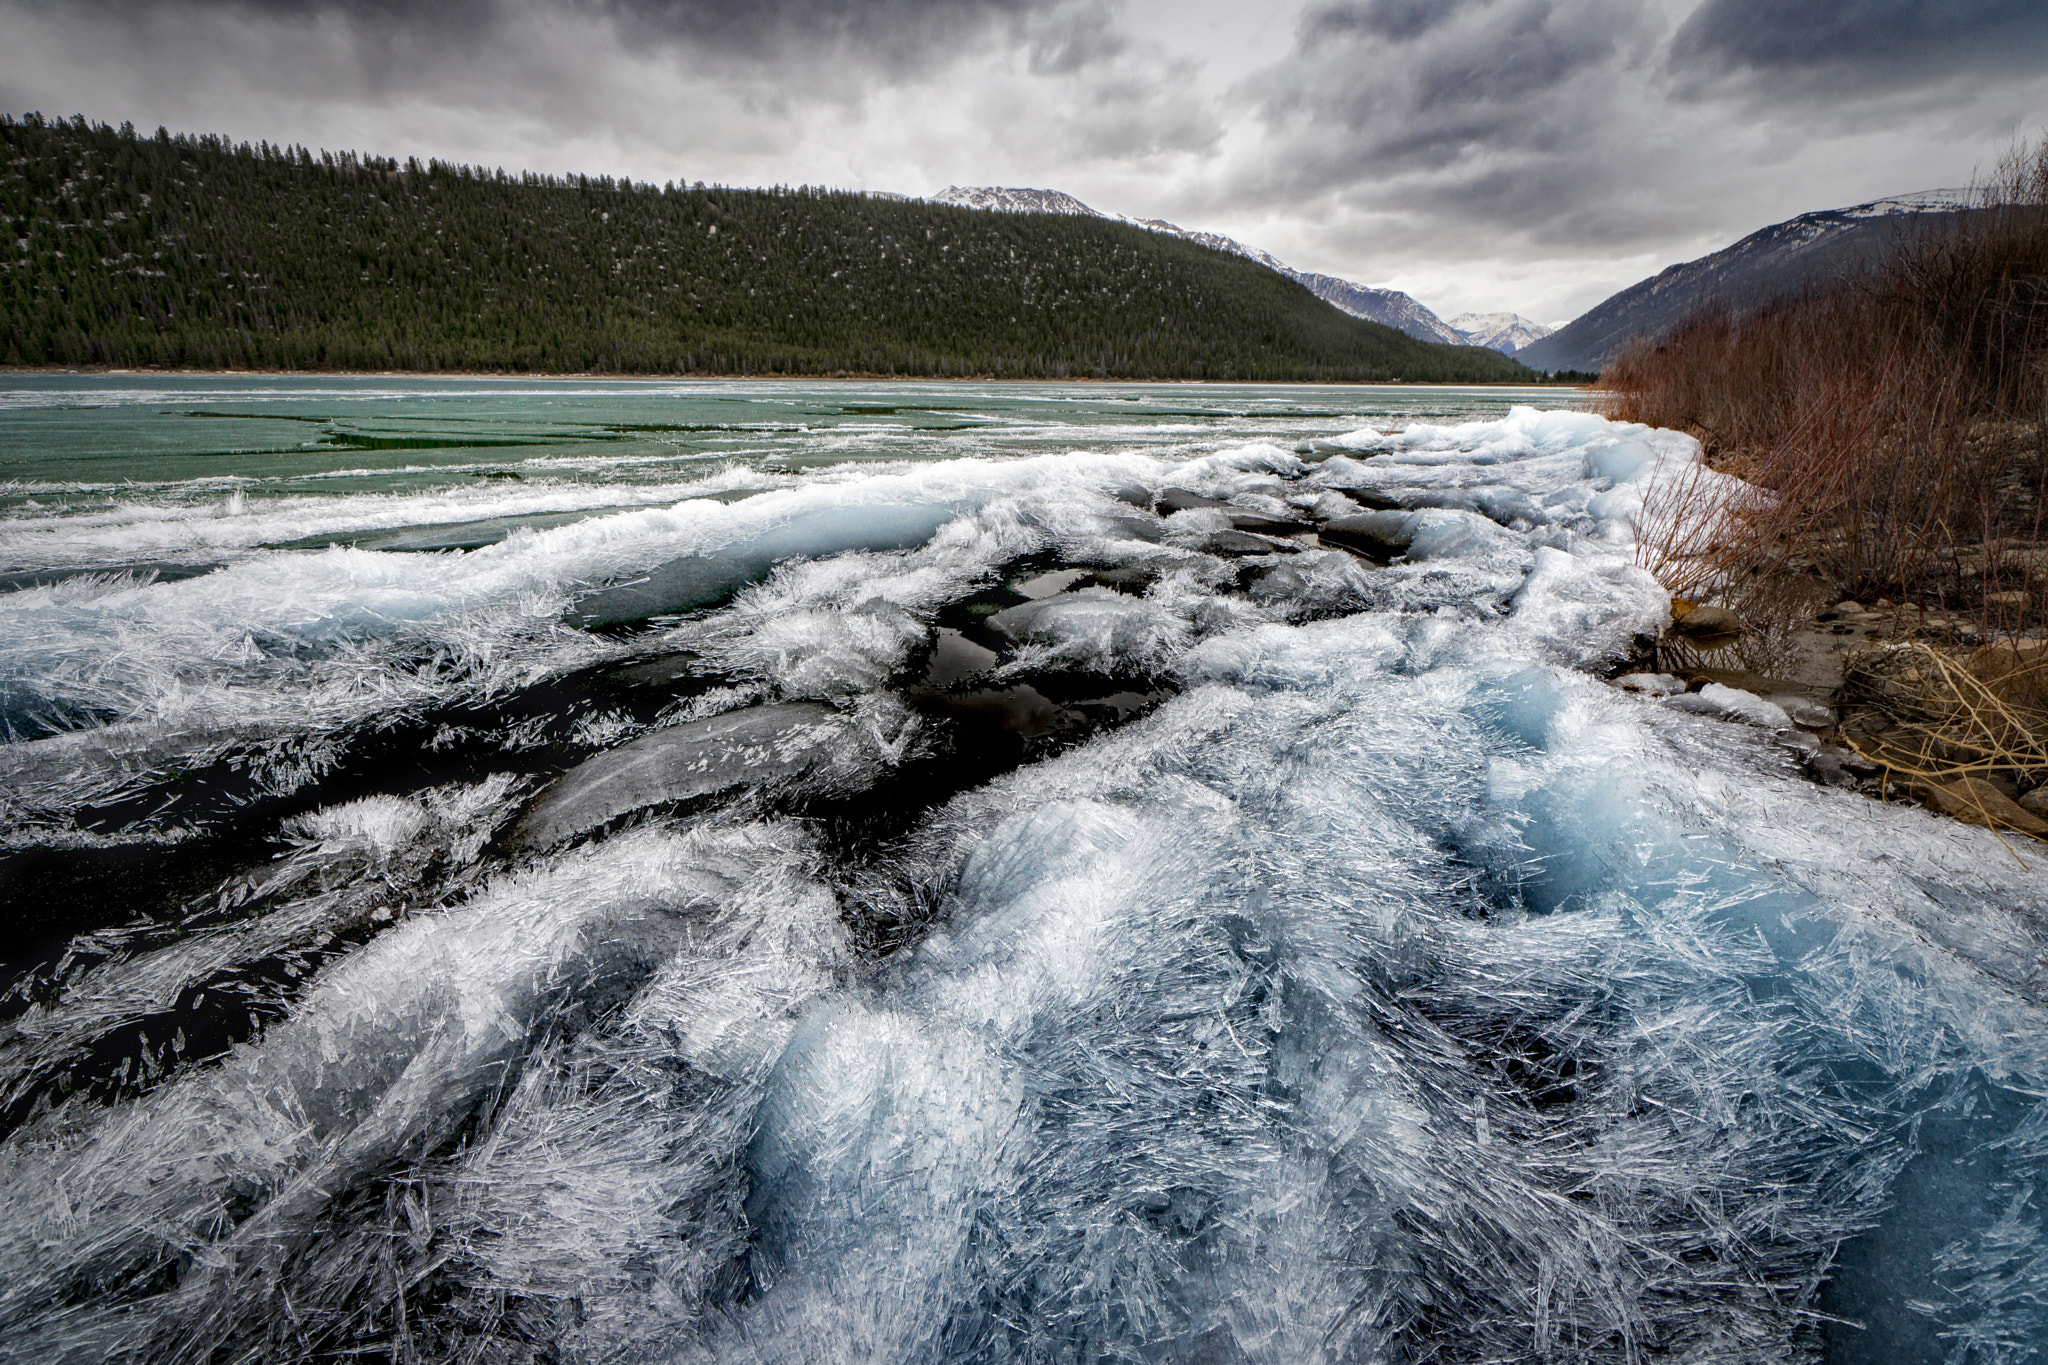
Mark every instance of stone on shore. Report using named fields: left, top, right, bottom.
left=1916, top=775, right=2048, bottom=839
left=1317, top=510, right=1413, bottom=562
left=1669, top=600, right=1742, bottom=644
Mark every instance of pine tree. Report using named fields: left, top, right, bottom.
left=0, top=115, right=1529, bottom=383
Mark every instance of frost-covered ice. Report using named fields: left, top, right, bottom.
left=1, top=403, right=2045, bottom=1363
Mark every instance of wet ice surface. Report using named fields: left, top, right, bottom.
left=2, top=385, right=2046, bottom=1364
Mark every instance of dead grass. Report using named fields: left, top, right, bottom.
left=1843, top=642, right=2048, bottom=780
left=1835, top=641, right=2048, bottom=848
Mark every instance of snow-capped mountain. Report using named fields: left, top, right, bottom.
left=1447, top=312, right=1555, bottom=355
left=930, top=185, right=1486, bottom=350
left=1515, top=189, right=1975, bottom=373
left=1124, top=218, right=1293, bottom=276
left=1296, top=273, right=1468, bottom=344
left=931, top=186, right=1099, bottom=216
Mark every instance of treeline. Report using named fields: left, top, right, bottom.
left=0, top=114, right=1527, bottom=382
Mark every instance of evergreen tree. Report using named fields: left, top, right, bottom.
left=0, top=114, right=1530, bottom=383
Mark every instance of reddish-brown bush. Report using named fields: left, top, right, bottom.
left=1602, top=141, right=2048, bottom=639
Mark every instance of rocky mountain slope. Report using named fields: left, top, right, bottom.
left=928, top=186, right=1098, bottom=216
left=1297, top=274, right=1469, bottom=344
left=1515, top=190, right=1974, bottom=373
left=933, top=185, right=1486, bottom=349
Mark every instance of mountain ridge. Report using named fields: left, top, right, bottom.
left=1515, top=190, right=1976, bottom=373
left=931, top=185, right=1506, bottom=351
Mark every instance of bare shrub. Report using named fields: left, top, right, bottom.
left=1602, top=138, right=2048, bottom=646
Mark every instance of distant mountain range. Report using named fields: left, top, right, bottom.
left=1515, top=190, right=1975, bottom=374
left=928, top=184, right=1990, bottom=376
left=930, top=186, right=1553, bottom=357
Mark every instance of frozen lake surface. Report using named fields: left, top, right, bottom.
left=0, top=376, right=2044, bottom=1363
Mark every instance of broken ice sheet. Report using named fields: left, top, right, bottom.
left=0, top=405, right=2044, bottom=1364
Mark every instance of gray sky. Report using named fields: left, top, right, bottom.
left=7, top=0, right=2046, bottom=323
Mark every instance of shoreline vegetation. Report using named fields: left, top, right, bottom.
left=1604, top=138, right=2048, bottom=835
left=0, top=114, right=1530, bottom=385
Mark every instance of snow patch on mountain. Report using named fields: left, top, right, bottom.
left=929, top=186, right=1500, bottom=351
left=1447, top=313, right=1556, bottom=355
left=1842, top=188, right=1974, bottom=218
left=931, top=186, right=1100, bottom=216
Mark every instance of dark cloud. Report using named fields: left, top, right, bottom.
left=1670, top=0, right=2048, bottom=83
left=1023, top=0, right=1127, bottom=76
left=1269, top=0, right=1637, bottom=152
left=1246, top=0, right=1652, bottom=216
left=600, top=0, right=1049, bottom=67
left=27, top=0, right=496, bottom=25
left=21, top=0, right=1079, bottom=73
left=1303, top=0, right=1481, bottom=44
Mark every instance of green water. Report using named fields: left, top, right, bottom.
left=0, top=375, right=1579, bottom=489
left=0, top=375, right=1584, bottom=569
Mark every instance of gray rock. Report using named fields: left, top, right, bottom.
left=1011, top=568, right=1090, bottom=600
left=566, top=502, right=953, bottom=628
left=1765, top=694, right=1836, bottom=729
left=1081, top=566, right=1159, bottom=593
left=2019, top=788, right=2048, bottom=820
left=1227, top=512, right=1308, bottom=536
left=986, top=587, right=1162, bottom=642
left=1332, top=486, right=1403, bottom=512
left=1805, top=745, right=1879, bottom=789
left=1095, top=515, right=1164, bottom=543
left=1317, top=510, right=1414, bottom=562
left=512, top=703, right=855, bottom=849
left=569, top=555, right=770, bottom=629
left=1157, top=487, right=1232, bottom=513
left=1104, top=481, right=1153, bottom=507
left=1201, top=530, right=1302, bottom=556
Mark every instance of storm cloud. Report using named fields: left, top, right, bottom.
left=1, top=0, right=2043, bottom=323
left=21, top=0, right=1088, bottom=70
left=1671, top=0, right=2048, bottom=84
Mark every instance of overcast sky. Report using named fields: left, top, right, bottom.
left=6, top=0, right=2045, bottom=322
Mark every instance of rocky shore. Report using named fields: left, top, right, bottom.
left=1622, top=595, right=2048, bottom=841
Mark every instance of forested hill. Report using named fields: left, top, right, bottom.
left=0, top=115, right=1527, bottom=382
